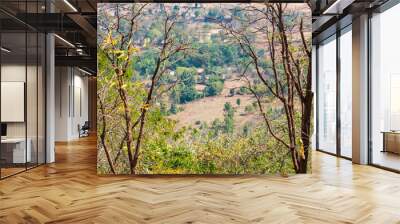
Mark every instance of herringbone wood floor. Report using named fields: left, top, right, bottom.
left=1, top=136, right=400, bottom=224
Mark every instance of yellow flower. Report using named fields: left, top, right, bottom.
left=141, top=103, right=150, bottom=110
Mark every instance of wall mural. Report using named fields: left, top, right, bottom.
left=97, top=3, right=312, bottom=175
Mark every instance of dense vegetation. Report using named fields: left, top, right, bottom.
left=135, top=32, right=243, bottom=104
left=97, top=3, right=312, bottom=175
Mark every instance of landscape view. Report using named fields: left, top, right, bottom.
left=97, top=3, right=312, bottom=175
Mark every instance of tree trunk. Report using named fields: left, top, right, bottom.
left=99, top=100, right=116, bottom=174
left=298, top=92, right=314, bottom=174
left=131, top=109, right=147, bottom=174
left=115, top=68, right=135, bottom=174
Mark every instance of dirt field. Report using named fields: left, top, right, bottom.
left=169, top=78, right=261, bottom=129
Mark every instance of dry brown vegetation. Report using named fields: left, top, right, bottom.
left=169, top=77, right=260, bottom=129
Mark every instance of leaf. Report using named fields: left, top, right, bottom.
left=128, top=45, right=139, bottom=55
left=118, top=55, right=129, bottom=61
left=111, top=38, right=118, bottom=46
left=114, top=50, right=125, bottom=55
left=105, top=32, right=112, bottom=45
left=142, top=103, right=150, bottom=110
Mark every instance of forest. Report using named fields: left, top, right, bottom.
left=97, top=3, right=312, bottom=175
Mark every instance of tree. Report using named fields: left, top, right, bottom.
left=245, top=104, right=254, bottom=114
left=175, top=67, right=199, bottom=103
left=206, top=8, right=224, bottom=22
left=224, top=102, right=234, bottom=114
left=98, top=3, right=190, bottom=174
left=98, top=3, right=149, bottom=175
left=173, top=5, right=180, bottom=13
left=232, top=6, right=244, bottom=19
left=220, top=44, right=236, bottom=64
left=238, top=86, right=250, bottom=95
left=135, top=50, right=157, bottom=78
left=169, top=103, right=178, bottom=114
left=194, top=10, right=200, bottom=18
left=221, top=3, right=312, bottom=173
left=242, top=122, right=251, bottom=136
left=145, top=22, right=163, bottom=43
left=204, top=75, right=224, bottom=96
left=177, top=67, right=197, bottom=86
left=229, top=88, right=235, bottom=96
left=210, top=118, right=223, bottom=136
left=179, top=85, right=198, bottom=103
left=236, top=98, right=241, bottom=106
left=223, top=102, right=235, bottom=134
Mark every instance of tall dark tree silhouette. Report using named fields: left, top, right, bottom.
left=221, top=3, right=312, bottom=173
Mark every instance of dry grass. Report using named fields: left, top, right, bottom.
left=169, top=78, right=261, bottom=129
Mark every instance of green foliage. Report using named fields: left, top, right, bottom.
left=194, top=9, right=200, bottom=18
left=238, top=86, right=250, bottom=95
left=98, top=44, right=296, bottom=175
left=173, top=42, right=241, bottom=71
left=210, top=118, right=223, bottom=137
left=145, top=21, right=164, bottom=43
left=179, top=86, right=198, bottom=103
left=223, top=102, right=235, bottom=134
left=204, top=75, right=224, bottom=96
left=97, top=4, right=310, bottom=176
left=245, top=104, right=255, bottom=114
left=169, top=103, right=178, bottom=114
left=160, top=101, right=169, bottom=115
left=97, top=46, right=149, bottom=174
left=134, top=50, right=157, bottom=78
left=224, top=102, right=234, bottom=115
left=206, top=8, right=224, bottom=22
left=177, top=67, right=197, bottom=86
left=171, top=67, right=200, bottom=104
left=232, top=6, right=244, bottom=19
left=135, top=118, right=295, bottom=175
left=236, top=98, right=241, bottom=106
left=242, top=122, right=251, bottom=136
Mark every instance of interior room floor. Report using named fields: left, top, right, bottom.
left=372, top=150, right=400, bottom=171
left=0, top=167, right=25, bottom=178
left=0, top=135, right=399, bottom=223
left=1, top=163, right=41, bottom=178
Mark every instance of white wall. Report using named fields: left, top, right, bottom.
left=1, top=63, right=46, bottom=164
left=46, top=33, right=55, bottom=163
left=1, top=64, right=27, bottom=139
left=1, top=65, right=41, bottom=137
left=55, top=67, right=89, bottom=141
left=71, top=70, right=89, bottom=137
left=55, top=66, right=69, bottom=141
left=352, top=14, right=369, bottom=164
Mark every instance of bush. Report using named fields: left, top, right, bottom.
left=172, top=67, right=200, bottom=104
left=180, top=86, right=199, bottom=103
left=204, top=75, right=224, bottom=96
left=236, top=98, right=241, bottom=106
left=229, top=88, right=235, bottom=96
left=245, top=104, right=255, bottom=114
left=169, top=103, right=178, bottom=114
left=238, top=86, right=250, bottom=95
left=223, top=102, right=235, bottom=134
